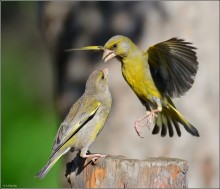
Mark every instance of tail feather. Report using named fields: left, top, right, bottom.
left=153, top=113, right=162, bottom=135
left=152, top=102, right=199, bottom=137
left=168, top=103, right=199, bottom=136
left=172, top=119, right=181, bottom=137
left=35, top=148, right=70, bottom=179
left=35, top=154, right=61, bottom=179
left=182, top=123, right=200, bottom=137
left=152, top=124, right=160, bottom=135
left=167, top=116, right=174, bottom=137
left=161, top=114, right=167, bottom=137
left=161, top=122, right=167, bottom=137
left=35, top=160, right=55, bottom=179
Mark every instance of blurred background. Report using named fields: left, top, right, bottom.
left=1, top=1, right=219, bottom=188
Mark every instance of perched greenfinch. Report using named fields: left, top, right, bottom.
left=67, top=35, right=199, bottom=138
left=36, top=68, right=112, bottom=179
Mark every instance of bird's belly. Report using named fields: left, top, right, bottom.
left=122, top=62, right=161, bottom=103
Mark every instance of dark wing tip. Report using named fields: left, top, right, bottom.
left=166, top=37, right=197, bottom=48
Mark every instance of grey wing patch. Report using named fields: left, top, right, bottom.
left=52, top=98, right=82, bottom=151
left=50, top=96, right=101, bottom=155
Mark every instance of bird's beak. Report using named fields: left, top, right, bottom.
left=102, top=49, right=116, bottom=63
left=65, top=46, right=104, bottom=52
left=101, top=67, right=109, bottom=78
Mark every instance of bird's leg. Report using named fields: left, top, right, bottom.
left=146, top=98, right=162, bottom=126
left=134, top=114, right=149, bottom=138
left=134, top=111, right=155, bottom=137
left=134, top=99, right=162, bottom=138
left=80, top=150, right=107, bottom=163
left=145, top=108, right=161, bottom=124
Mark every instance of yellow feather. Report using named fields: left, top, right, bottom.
left=122, top=54, right=162, bottom=101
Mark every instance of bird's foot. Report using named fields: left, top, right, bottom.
left=134, top=121, right=145, bottom=138
left=84, top=153, right=107, bottom=164
left=146, top=110, right=158, bottom=125
left=134, top=109, right=160, bottom=138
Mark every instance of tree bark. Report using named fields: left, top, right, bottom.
left=66, top=154, right=188, bottom=188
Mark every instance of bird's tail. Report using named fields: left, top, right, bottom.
left=152, top=99, right=199, bottom=137
left=35, top=149, right=69, bottom=179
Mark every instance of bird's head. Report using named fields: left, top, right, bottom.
left=102, top=35, right=132, bottom=62
left=85, top=68, right=110, bottom=95
left=65, top=35, right=133, bottom=63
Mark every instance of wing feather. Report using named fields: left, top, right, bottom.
left=51, top=96, right=101, bottom=155
left=145, top=38, right=198, bottom=98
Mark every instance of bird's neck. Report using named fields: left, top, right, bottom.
left=120, top=48, right=146, bottom=88
left=121, top=47, right=144, bottom=66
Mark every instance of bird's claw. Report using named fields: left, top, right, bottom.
left=134, top=121, right=144, bottom=138
left=91, top=154, right=107, bottom=164
left=146, top=124, right=151, bottom=131
left=134, top=110, right=159, bottom=137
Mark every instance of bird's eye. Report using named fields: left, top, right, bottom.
left=101, top=74, right=105, bottom=80
left=112, top=44, right=117, bottom=49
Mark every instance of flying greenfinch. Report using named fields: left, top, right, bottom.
left=67, top=35, right=199, bottom=138
left=36, top=68, right=112, bottom=179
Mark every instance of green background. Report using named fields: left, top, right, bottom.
left=2, top=2, right=61, bottom=188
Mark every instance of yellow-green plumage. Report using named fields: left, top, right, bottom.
left=36, top=68, right=112, bottom=179
left=121, top=50, right=162, bottom=100
left=102, top=35, right=199, bottom=137
left=67, top=35, right=199, bottom=137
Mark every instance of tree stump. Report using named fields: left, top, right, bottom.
left=65, top=154, right=188, bottom=188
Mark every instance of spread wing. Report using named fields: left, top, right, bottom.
left=145, top=38, right=198, bottom=98
left=51, top=96, right=101, bottom=155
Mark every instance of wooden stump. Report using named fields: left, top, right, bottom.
left=65, top=154, right=188, bottom=188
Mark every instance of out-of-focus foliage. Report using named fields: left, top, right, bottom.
left=1, top=2, right=61, bottom=188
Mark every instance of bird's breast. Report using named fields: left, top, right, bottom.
left=121, top=57, right=162, bottom=103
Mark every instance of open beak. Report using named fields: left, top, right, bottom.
left=102, top=49, right=116, bottom=63
left=65, top=46, right=104, bottom=52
